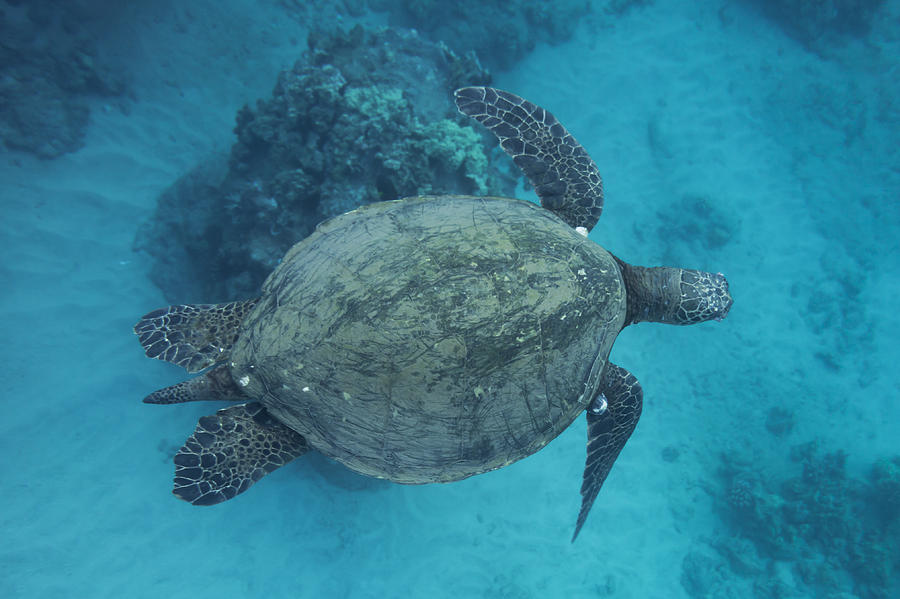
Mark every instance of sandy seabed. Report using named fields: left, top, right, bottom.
left=2, top=1, right=898, bottom=597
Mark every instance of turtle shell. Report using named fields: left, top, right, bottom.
left=230, top=195, right=625, bottom=483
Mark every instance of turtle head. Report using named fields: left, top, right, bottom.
left=675, top=270, right=733, bottom=324
left=617, top=259, right=733, bottom=326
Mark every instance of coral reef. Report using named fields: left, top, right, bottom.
left=276, top=0, right=368, bottom=32
left=363, top=0, right=591, bottom=70
left=136, top=26, right=510, bottom=302
left=680, top=551, right=732, bottom=598
left=703, top=443, right=900, bottom=599
left=742, top=0, right=887, bottom=48
left=869, top=457, right=900, bottom=522
left=0, top=0, right=127, bottom=158
left=277, top=0, right=655, bottom=70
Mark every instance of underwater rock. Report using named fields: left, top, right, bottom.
left=680, top=550, right=731, bottom=598
left=713, top=443, right=900, bottom=598
left=279, top=0, right=605, bottom=70
left=136, top=26, right=508, bottom=302
left=661, top=444, right=680, bottom=462
left=741, top=0, right=886, bottom=48
left=764, top=406, right=795, bottom=437
left=711, top=536, right=764, bottom=578
left=655, top=194, right=739, bottom=264
left=133, top=154, right=235, bottom=300
left=364, top=0, right=592, bottom=70
left=799, top=246, right=871, bottom=373
left=0, top=0, right=127, bottom=158
left=868, top=456, right=900, bottom=522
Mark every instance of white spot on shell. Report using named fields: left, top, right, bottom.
left=302, top=386, right=310, bottom=393
left=575, top=226, right=588, bottom=237
left=238, top=375, right=250, bottom=387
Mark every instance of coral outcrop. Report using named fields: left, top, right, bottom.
left=743, top=0, right=886, bottom=47
left=0, top=0, right=127, bottom=158
left=703, top=443, right=900, bottom=599
left=278, top=0, right=593, bottom=70
left=136, top=26, right=510, bottom=302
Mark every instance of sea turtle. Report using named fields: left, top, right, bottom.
left=135, top=87, right=732, bottom=540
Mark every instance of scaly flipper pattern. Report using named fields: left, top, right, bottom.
left=572, top=363, right=643, bottom=542
left=134, top=299, right=258, bottom=373
left=454, top=86, right=604, bottom=232
left=173, top=402, right=309, bottom=506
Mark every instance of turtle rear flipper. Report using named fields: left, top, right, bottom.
left=454, top=86, right=604, bottom=233
left=173, top=402, right=309, bottom=506
left=134, top=299, right=258, bottom=373
left=572, top=363, right=643, bottom=542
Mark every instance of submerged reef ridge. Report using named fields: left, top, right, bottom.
left=743, top=0, right=887, bottom=48
left=353, top=0, right=591, bottom=69
left=696, top=443, right=900, bottom=599
left=135, top=26, right=507, bottom=302
left=0, top=0, right=128, bottom=158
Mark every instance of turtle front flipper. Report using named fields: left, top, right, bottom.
left=143, top=364, right=246, bottom=404
left=173, top=402, right=309, bottom=506
left=134, top=299, right=258, bottom=373
left=454, top=86, right=604, bottom=232
left=572, top=363, right=643, bottom=542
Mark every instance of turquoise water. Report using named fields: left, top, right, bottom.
left=2, top=1, right=898, bottom=598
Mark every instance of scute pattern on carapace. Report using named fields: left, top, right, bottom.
left=231, top=195, right=625, bottom=483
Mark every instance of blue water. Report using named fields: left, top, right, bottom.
left=2, top=1, right=898, bottom=598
